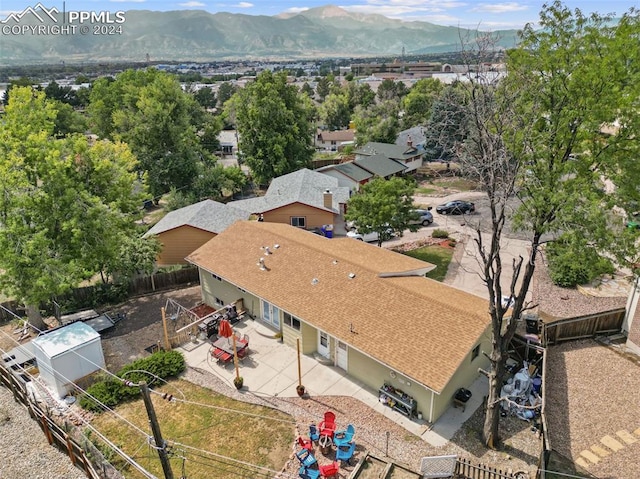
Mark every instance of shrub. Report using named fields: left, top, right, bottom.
left=546, top=240, right=615, bottom=287
left=432, top=229, right=449, bottom=239
left=78, top=351, right=186, bottom=412
left=78, top=376, right=124, bottom=413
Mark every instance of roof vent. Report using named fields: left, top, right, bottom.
left=257, top=258, right=266, bottom=271
left=263, top=246, right=271, bottom=255
left=274, top=244, right=280, bottom=249
left=348, top=273, right=356, bottom=279
left=332, top=260, right=338, bottom=265
left=311, top=278, right=319, bottom=285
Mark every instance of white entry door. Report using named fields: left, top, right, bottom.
left=336, top=341, right=348, bottom=371
left=318, top=331, right=330, bottom=359
left=261, top=301, right=280, bottom=329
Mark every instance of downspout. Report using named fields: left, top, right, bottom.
left=623, top=275, right=639, bottom=333
left=429, top=391, right=435, bottom=423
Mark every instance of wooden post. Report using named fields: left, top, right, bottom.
left=161, top=307, right=171, bottom=350
left=297, top=338, right=302, bottom=387
left=139, top=382, right=174, bottom=479
left=41, top=415, right=53, bottom=445
left=65, top=433, right=76, bottom=466
left=232, top=334, right=240, bottom=381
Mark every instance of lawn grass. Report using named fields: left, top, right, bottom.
left=403, top=245, right=454, bottom=282
left=89, top=379, right=295, bottom=478
left=415, top=186, right=437, bottom=195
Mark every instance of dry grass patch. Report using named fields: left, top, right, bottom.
left=89, top=379, right=295, bottom=478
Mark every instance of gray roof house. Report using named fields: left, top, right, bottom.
left=355, top=140, right=424, bottom=173
left=354, top=153, right=407, bottom=179
left=316, top=162, right=373, bottom=192
left=143, top=200, right=250, bottom=265
left=229, top=168, right=350, bottom=233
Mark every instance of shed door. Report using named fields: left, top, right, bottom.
left=336, top=341, right=348, bottom=371
left=317, top=331, right=330, bottom=359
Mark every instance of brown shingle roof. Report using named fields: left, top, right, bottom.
left=187, top=221, right=490, bottom=393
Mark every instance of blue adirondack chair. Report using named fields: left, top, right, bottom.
left=295, top=448, right=317, bottom=469
left=298, top=466, right=320, bottom=479
left=335, top=440, right=356, bottom=465
left=333, top=424, right=355, bottom=447
left=309, top=423, right=320, bottom=442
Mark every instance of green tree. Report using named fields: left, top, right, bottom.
left=216, top=81, right=238, bottom=109
left=192, top=86, right=217, bottom=109
left=300, top=82, right=315, bottom=98
left=0, top=88, right=144, bottom=329
left=423, top=86, right=469, bottom=161
left=52, top=101, right=87, bottom=137
left=346, top=82, right=375, bottom=111
left=316, top=77, right=330, bottom=101
left=353, top=100, right=401, bottom=145
left=318, top=92, right=351, bottom=130
left=345, top=177, right=417, bottom=247
left=88, top=69, right=200, bottom=198
left=377, top=79, right=407, bottom=102
left=226, top=70, right=315, bottom=185
left=401, top=78, right=444, bottom=129
left=445, top=3, right=640, bottom=448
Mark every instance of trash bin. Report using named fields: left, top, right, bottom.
left=321, top=224, right=334, bottom=238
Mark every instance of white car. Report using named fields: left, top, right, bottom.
left=347, top=229, right=380, bottom=242
left=347, top=227, right=395, bottom=243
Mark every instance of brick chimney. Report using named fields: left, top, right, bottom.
left=407, top=135, right=413, bottom=148
left=323, top=189, right=333, bottom=209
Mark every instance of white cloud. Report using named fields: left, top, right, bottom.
left=179, top=1, right=205, bottom=6
left=234, top=1, right=253, bottom=7
left=109, top=0, right=146, bottom=3
left=471, top=2, right=528, bottom=14
left=284, top=7, right=310, bottom=13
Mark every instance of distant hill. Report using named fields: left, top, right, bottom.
left=0, top=5, right=520, bottom=65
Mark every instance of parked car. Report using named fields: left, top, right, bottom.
left=409, top=209, right=433, bottom=226
left=347, top=227, right=395, bottom=243
left=436, top=200, right=475, bottom=215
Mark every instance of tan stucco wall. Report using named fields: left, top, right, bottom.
left=263, top=203, right=334, bottom=230
left=156, top=226, right=215, bottom=266
left=433, top=325, right=492, bottom=421
left=199, top=269, right=260, bottom=318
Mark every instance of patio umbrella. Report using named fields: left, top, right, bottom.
left=218, top=319, right=233, bottom=341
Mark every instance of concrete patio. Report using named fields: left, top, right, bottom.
left=178, top=317, right=487, bottom=447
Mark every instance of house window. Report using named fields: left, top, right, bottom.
left=212, top=273, right=222, bottom=282
left=471, top=344, right=480, bottom=362
left=214, top=297, right=224, bottom=306
left=284, top=312, right=301, bottom=331
left=290, top=217, right=306, bottom=228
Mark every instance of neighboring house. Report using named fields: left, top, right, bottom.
left=354, top=153, right=407, bottom=179
left=143, top=200, right=250, bottom=266
left=396, top=126, right=427, bottom=150
left=217, top=129, right=239, bottom=159
left=187, top=221, right=492, bottom=423
left=316, top=162, right=373, bottom=192
left=624, top=276, right=640, bottom=355
left=229, top=169, right=350, bottom=233
left=316, top=129, right=356, bottom=151
left=355, top=140, right=424, bottom=173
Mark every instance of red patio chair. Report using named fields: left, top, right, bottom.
left=211, top=347, right=225, bottom=359
left=318, top=411, right=336, bottom=439
left=297, top=436, right=313, bottom=452
left=219, top=352, right=232, bottom=363
left=319, top=461, right=340, bottom=478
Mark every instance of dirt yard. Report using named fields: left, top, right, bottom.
left=99, top=285, right=202, bottom=371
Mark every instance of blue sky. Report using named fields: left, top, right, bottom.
left=2, top=1, right=639, bottom=29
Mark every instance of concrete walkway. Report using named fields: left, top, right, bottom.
left=178, top=318, right=484, bottom=447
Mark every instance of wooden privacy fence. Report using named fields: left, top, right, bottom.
left=455, top=458, right=520, bottom=479
left=542, top=307, right=625, bottom=345
left=0, top=364, right=125, bottom=479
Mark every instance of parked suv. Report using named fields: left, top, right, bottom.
left=409, top=209, right=433, bottom=226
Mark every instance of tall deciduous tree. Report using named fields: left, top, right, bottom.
left=0, top=87, right=144, bottom=330
left=353, top=100, right=401, bottom=145
left=88, top=69, right=201, bottom=198
left=439, top=3, right=640, bottom=448
left=401, top=78, right=444, bottom=129
left=226, top=70, right=315, bottom=185
left=345, top=177, right=417, bottom=247
left=318, top=92, right=351, bottom=130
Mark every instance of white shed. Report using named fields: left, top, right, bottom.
left=32, top=322, right=105, bottom=398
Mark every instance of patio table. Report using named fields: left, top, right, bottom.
left=212, top=336, right=248, bottom=356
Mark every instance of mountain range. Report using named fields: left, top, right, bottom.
left=1, top=5, right=520, bottom=65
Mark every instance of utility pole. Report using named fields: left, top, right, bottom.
left=139, top=382, right=174, bottom=479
